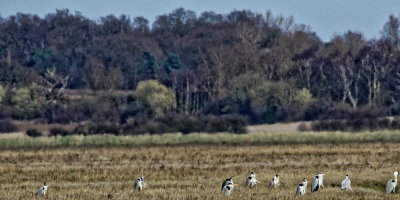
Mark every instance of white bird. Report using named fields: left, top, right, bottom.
left=134, top=176, right=146, bottom=191
left=246, top=172, right=260, bottom=187
left=222, top=177, right=233, bottom=191
left=318, top=172, right=325, bottom=188
left=221, top=177, right=238, bottom=195
left=222, top=182, right=234, bottom=195
left=341, top=175, right=351, bottom=190
left=296, top=179, right=307, bottom=195
left=385, top=171, right=398, bottom=194
left=35, top=182, right=48, bottom=196
left=269, top=174, right=280, bottom=187
left=311, top=173, right=324, bottom=192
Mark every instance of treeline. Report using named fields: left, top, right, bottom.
left=1, top=8, right=400, bottom=133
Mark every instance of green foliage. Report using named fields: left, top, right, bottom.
left=292, top=88, right=314, bottom=106
left=32, top=49, right=51, bottom=62
left=229, top=73, right=291, bottom=110
left=0, top=85, right=5, bottom=103
left=164, top=53, right=183, bottom=73
left=135, top=80, right=176, bottom=116
left=227, top=73, right=293, bottom=123
left=10, top=84, right=45, bottom=119
left=142, top=51, right=157, bottom=79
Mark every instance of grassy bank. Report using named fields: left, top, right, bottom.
left=1, top=131, right=400, bottom=149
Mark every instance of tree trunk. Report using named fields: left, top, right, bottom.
left=185, top=73, right=190, bottom=113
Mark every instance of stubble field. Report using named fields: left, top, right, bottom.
left=1, top=141, right=400, bottom=199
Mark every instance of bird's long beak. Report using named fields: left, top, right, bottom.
left=234, top=184, right=239, bottom=186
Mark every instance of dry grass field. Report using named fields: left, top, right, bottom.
left=1, top=141, right=400, bottom=199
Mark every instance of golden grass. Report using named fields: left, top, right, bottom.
left=1, top=143, right=400, bottom=199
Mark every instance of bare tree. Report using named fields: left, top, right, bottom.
left=382, top=14, right=400, bottom=45
left=40, top=67, right=70, bottom=104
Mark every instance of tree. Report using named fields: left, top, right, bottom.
left=135, top=80, right=176, bottom=116
left=164, top=53, right=183, bottom=73
left=0, top=84, right=5, bottom=103
left=153, top=8, right=196, bottom=37
left=142, top=51, right=157, bottom=80
left=85, top=57, right=124, bottom=90
left=40, top=67, right=70, bottom=104
left=292, top=88, right=314, bottom=106
left=227, top=73, right=294, bottom=123
left=133, top=16, right=149, bottom=33
left=382, top=14, right=400, bottom=45
left=10, top=84, right=45, bottom=119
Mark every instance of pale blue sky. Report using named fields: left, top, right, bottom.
left=1, top=0, right=400, bottom=41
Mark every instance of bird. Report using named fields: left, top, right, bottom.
left=134, top=176, right=146, bottom=191
left=221, top=177, right=238, bottom=195
left=222, top=181, right=234, bottom=195
left=246, top=172, right=260, bottom=187
left=269, top=174, right=280, bottom=187
left=296, top=179, right=307, bottom=195
left=318, top=172, right=325, bottom=189
left=221, top=177, right=233, bottom=191
left=385, top=171, right=398, bottom=194
left=35, top=182, right=48, bottom=196
left=341, top=175, right=351, bottom=190
left=311, top=173, right=324, bottom=192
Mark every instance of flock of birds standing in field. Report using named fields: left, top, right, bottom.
left=34, top=171, right=399, bottom=196
left=220, top=171, right=398, bottom=195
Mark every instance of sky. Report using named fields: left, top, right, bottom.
left=1, top=0, right=400, bottom=41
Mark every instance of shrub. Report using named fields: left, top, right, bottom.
left=26, top=129, right=43, bottom=137
left=390, top=104, right=400, bottom=115
left=49, top=127, right=70, bottom=137
left=311, top=117, right=396, bottom=132
left=72, top=123, right=122, bottom=135
left=158, top=113, right=201, bottom=134
left=177, top=116, right=203, bottom=134
left=135, top=80, right=176, bottom=116
left=73, top=124, right=92, bottom=135
left=203, top=115, right=226, bottom=133
left=0, top=85, right=5, bottom=103
left=10, top=84, right=46, bottom=119
left=201, top=114, right=247, bottom=133
left=298, top=122, right=311, bottom=132
left=220, top=114, right=247, bottom=133
left=392, top=118, right=400, bottom=129
left=0, top=120, right=17, bottom=133
left=89, top=123, right=121, bottom=135
left=378, top=118, right=391, bottom=129
left=120, top=113, right=247, bottom=135
left=42, top=100, right=98, bottom=124
left=303, top=100, right=332, bottom=120
left=0, top=106, right=13, bottom=119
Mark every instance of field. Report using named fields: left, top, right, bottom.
left=1, top=132, right=400, bottom=199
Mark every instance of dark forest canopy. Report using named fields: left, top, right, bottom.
left=1, top=8, right=400, bottom=134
